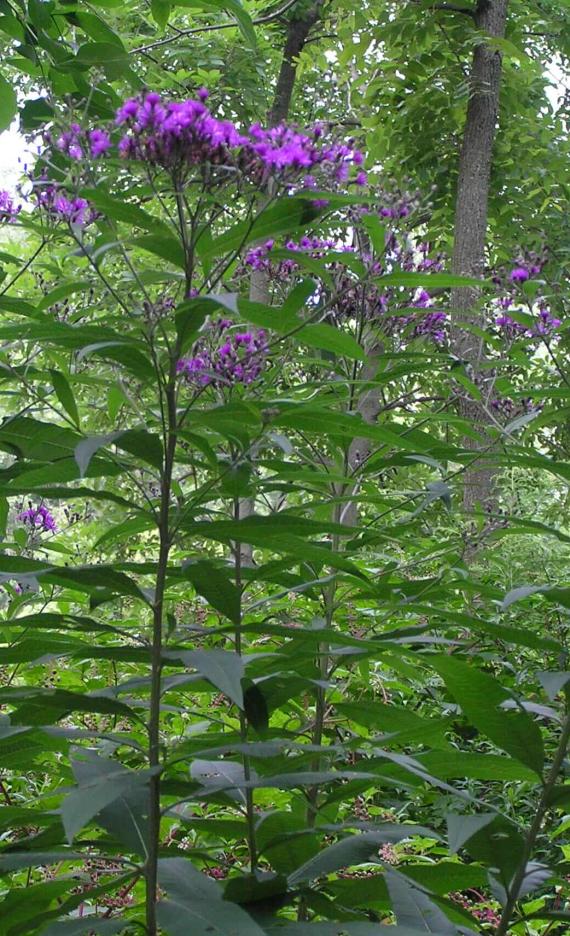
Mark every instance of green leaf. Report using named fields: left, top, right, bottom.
left=75, top=12, right=126, bottom=46
left=0, top=72, right=17, bottom=131
left=360, top=214, right=386, bottom=255
left=174, top=0, right=256, bottom=47
left=376, top=272, right=488, bottom=288
left=300, top=323, right=365, bottom=361
left=133, top=233, right=186, bottom=268
left=173, top=649, right=244, bottom=707
left=243, top=681, right=269, bottom=732
left=175, top=296, right=234, bottom=354
left=288, top=829, right=430, bottom=885
left=265, top=926, right=430, bottom=935
left=62, top=754, right=154, bottom=843
left=40, top=920, right=129, bottom=935
left=82, top=189, right=170, bottom=234
left=200, top=198, right=321, bottom=261
left=20, top=98, right=53, bottom=131
left=74, top=428, right=162, bottom=477
left=0, top=416, right=81, bottom=463
left=430, top=655, right=544, bottom=777
left=0, top=851, right=85, bottom=873
left=38, top=281, right=92, bottom=311
left=181, top=559, right=241, bottom=624
left=0, top=686, right=137, bottom=724
left=538, top=671, right=570, bottom=700
left=50, top=371, right=80, bottom=427
left=117, top=428, right=164, bottom=471
left=384, top=869, right=456, bottom=935
left=0, top=879, right=73, bottom=934
left=446, top=812, right=525, bottom=884
left=151, top=0, right=172, bottom=28
left=69, top=750, right=149, bottom=855
left=157, top=858, right=266, bottom=936
left=75, top=42, right=129, bottom=67
left=74, top=432, right=121, bottom=478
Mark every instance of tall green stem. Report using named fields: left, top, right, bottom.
left=495, top=708, right=570, bottom=936
left=146, top=381, right=177, bottom=936
left=234, top=497, right=258, bottom=870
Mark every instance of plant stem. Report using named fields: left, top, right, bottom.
left=495, top=708, right=570, bottom=936
left=233, top=497, right=258, bottom=870
left=146, top=381, right=177, bottom=936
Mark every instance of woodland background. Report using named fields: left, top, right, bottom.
left=0, top=1, right=570, bottom=934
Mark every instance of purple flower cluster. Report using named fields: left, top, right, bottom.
left=115, top=90, right=244, bottom=170
left=17, top=504, right=57, bottom=533
left=490, top=396, right=536, bottom=418
left=57, top=123, right=111, bottom=160
left=247, top=121, right=363, bottom=183
left=37, top=185, right=97, bottom=227
left=416, top=241, right=445, bottom=273
left=242, top=230, right=449, bottom=346
left=450, top=893, right=500, bottom=927
left=411, top=310, right=447, bottom=344
left=244, top=235, right=348, bottom=274
left=380, top=203, right=410, bottom=219
left=412, top=289, right=431, bottom=309
left=491, top=248, right=560, bottom=340
left=0, top=189, right=20, bottom=223
left=496, top=303, right=560, bottom=339
left=177, top=319, right=268, bottom=388
left=58, top=91, right=364, bottom=187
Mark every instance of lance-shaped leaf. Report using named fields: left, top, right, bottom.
left=181, top=560, right=241, bottom=624
left=384, top=869, right=458, bottom=935
left=157, top=858, right=266, bottom=936
left=288, top=829, right=432, bottom=885
left=429, top=655, right=544, bottom=776
left=61, top=751, right=156, bottom=843
left=174, top=648, right=245, bottom=707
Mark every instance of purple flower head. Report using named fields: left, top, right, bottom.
left=116, top=98, right=140, bottom=124
left=0, top=190, right=20, bottom=223
left=496, top=302, right=561, bottom=339
left=89, top=128, right=112, bottom=158
left=38, top=186, right=97, bottom=227
left=355, top=170, right=367, bottom=186
left=413, top=289, right=431, bottom=309
left=178, top=320, right=268, bottom=388
left=509, top=266, right=530, bottom=284
left=57, top=124, right=84, bottom=160
left=18, top=504, right=57, bottom=533
left=412, top=310, right=447, bottom=344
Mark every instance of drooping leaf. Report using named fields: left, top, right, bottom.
left=181, top=559, right=241, bottom=624
left=384, top=869, right=457, bottom=935
left=288, top=829, right=431, bottom=885
left=49, top=370, right=80, bottom=427
left=430, top=655, right=544, bottom=776
left=174, top=649, right=245, bottom=707
left=0, top=72, right=17, bottom=131
left=157, top=858, right=266, bottom=936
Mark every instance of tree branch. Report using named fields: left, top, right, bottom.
left=410, top=0, right=475, bottom=16
left=131, top=0, right=303, bottom=55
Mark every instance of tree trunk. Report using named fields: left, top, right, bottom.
left=450, top=0, right=509, bottom=512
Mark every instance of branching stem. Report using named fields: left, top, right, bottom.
left=495, top=708, right=570, bottom=935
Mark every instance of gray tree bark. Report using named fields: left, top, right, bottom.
left=450, top=0, right=509, bottom=512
